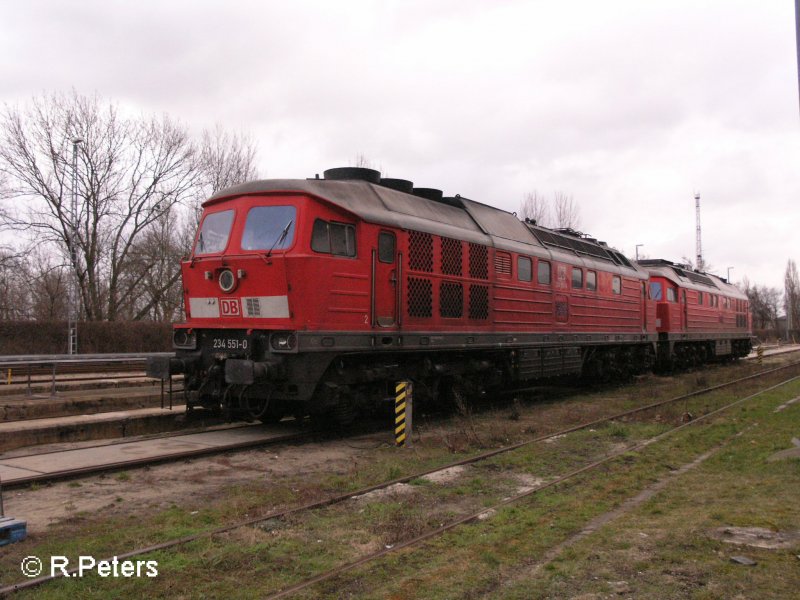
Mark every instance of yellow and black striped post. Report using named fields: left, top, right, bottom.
left=757, top=345, right=764, bottom=365
left=395, top=381, right=412, bottom=447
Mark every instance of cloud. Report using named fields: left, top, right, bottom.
left=1, top=0, right=797, bottom=288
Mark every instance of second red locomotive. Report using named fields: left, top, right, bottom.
left=148, top=167, right=752, bottom=422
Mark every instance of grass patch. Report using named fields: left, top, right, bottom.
left=4, top=360, right=799, bottom=598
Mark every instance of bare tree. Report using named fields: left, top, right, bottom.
left=0, top=91, right=199, bottom=321
left=785, top=258, right=799, bottom=331
left=352, top=153, right=383, bottom=174
left=27, top=249, right=70, bottom=320
left=743, top=278, right=781, bottom=330
left=520, top=191, right=549, bottom=226
left=552, top=192, right=581, bottom=230
left=180, top=125, right=260, bottom=227
left=519, top=190, right=581, bottom=230
left=120, top=207, right=193, bottom=321
left=0, top=251, right=31, bottom=319
left=196, top=125, right=258, bottom=196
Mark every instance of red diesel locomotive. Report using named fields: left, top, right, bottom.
left=147, top=167, right=751, bottom=422
left=639, top=259, right=751, bottom=367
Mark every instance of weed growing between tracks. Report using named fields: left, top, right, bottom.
left=1, top=356, right=797, bottom=598
left=317, top=380, right=800, bottom=600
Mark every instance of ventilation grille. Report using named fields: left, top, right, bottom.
left=469, top=285, right=489, bottom=320
left=244, top=297, right=261, bottom=317
left=674, top=267, right=717, bottom=288
left=439, top=282, right=463, bottom=318
left=409, top=231, right=433, bottom=272
left=469, top=243, right=488, bottom=279
left=494, top=252, right=512, bottom=275
left=407, top=277, right=433, bottom=318
left=441, top=237, right=462, bottom=276
left=531, top=228, right=629, bottom=265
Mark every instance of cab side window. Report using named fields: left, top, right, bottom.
left=518, top=256, right=532, bottom=282
left=378, top=231, right=395, bottom=263
left=586, top=271, right=597, bottom=291
left=538, top=260, right=551, bottom=285
left=312, top=219, right=356, bottom=257
left=612, top=276, right=622, bottom=295
left=572, top=268, right=583, bottom=289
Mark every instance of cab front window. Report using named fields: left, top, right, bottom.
left=241, top=206, right=296, bottom=251
left=194, top=210, right=234, bottom=255
left=649, top=282, right=663, bottom=300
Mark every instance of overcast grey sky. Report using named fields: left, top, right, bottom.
left=1, top=0, right=797, bottom=290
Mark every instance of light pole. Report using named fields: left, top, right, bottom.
left=635, top=244, right=643, bottom=261
left=727, top=266, right=733, bottom=282
left=68, top=137, right=83, bottom=355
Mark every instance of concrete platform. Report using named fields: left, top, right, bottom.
left=0, top=405, right=190, bottom=452
left=0, top=384, right=172, bottom=422
left=0, top=422, right=302, bottom=486
left=0, top=371, right=162, bottom=397
left=747, top=344, right=800, bottom=360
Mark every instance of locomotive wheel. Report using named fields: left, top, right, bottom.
left=258, top=403, right=286, bottom=425
left=331, top=400, right=356, bottom=427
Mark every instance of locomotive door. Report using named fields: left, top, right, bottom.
left=372, top=231, right=398, bottom=327
left=641, top=281, right=647, bottom=332
left=682, top=290, right=688, bottom=330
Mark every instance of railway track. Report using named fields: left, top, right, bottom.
left=4, top=359, right=799, bottom=597
left=0, top=421, right=310, bottom=489
left=2, top=352, right=793, bottom=489
left=1, top=344, right=793, bottom=392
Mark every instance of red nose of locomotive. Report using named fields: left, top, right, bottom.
left=167, top=198, right=299, bottom=367
left=183, top=257, right=292, bottom=326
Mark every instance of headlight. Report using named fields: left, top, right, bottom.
left=270, top=332, right=297, bottom=352
left=173, top=329, right=197, bottom=349
left=219, top=269, right=236, bottom=293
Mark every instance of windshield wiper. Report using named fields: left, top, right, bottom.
left=266, top=220, right=293, bottom=258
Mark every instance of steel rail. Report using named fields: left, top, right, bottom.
left=0, top=352, right=173, bottom=366
left=1, top=421, right=260, bottom=461
left=266, top=374, right=800, bottom=600
left=1, top=429, right=309, bottom=490
left=0, top=353, right=177, bottom=397
left=3, top=360, right=798, bottom=596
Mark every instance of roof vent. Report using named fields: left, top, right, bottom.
left=412, top=187, right=444, bottom=202
left=323, top=167, right=381, bottom=184
left=440, top=196, right=463, bottom=208
left=379, top=178, right=414, bottom=194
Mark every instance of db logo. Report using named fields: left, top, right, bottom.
left=220, top=298, right=241, bottom=317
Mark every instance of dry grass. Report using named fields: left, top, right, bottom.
left=4, top=356, right=799, bottom=599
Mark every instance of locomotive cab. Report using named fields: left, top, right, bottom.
left=639, top=259, right=752, bottom=368
left=150, top=182, right=388, bottom=421
left=648, top=277, right=682, bottom=331
left=150, top=193, right=318, bottom=420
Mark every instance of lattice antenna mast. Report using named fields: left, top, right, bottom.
left=68, top=137, right=83, bottom=355
left=694, top=192, right=703, bottom=272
